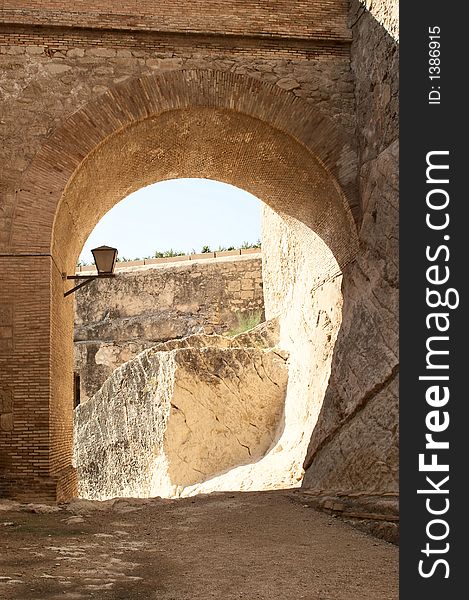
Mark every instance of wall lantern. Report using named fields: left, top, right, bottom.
left=64, top=245, right=118, bottom=297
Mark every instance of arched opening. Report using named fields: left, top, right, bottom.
left=58, top=107, right=357, bottom=499
left=74, top=178, right=264, bottom=405
left=73, top=178, right=263, bottom=403
left=78, top=178, right=261, bottom=264
left=4, top=71, right=358, bottom=500
left=73, top=179, right=280, bottom=501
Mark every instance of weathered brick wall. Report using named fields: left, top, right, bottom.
left=0, top=257, right=54, bottom=499
left=1, top=1, right=350, bottom=40
left=74, top=255, right=264, bottom=402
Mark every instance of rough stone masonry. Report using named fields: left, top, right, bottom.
left=74, top=254, right=264, bottom=402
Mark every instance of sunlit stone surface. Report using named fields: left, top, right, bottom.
left=73, top=324, right=289, bottom=499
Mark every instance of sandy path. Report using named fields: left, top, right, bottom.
left=0, top=490, right=398, bottom=600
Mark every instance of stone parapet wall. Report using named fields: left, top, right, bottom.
left=77, top=248, right=259, bottom=272
left=75, top=254, right=263, bottom=338
left=74, top=254, right=264, bottom=402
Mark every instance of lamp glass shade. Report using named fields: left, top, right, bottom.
left=91, top=246, right=118, bottom=274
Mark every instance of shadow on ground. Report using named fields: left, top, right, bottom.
left=0, top=489, right=397, bottom=600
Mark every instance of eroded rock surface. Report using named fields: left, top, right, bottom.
left=302, top=1, right=399, bottom=496
left=74, top=255, right=264, bottom=402
left=73, top=330, right=288, bottom=500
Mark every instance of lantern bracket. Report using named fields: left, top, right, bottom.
left=63, top=245, right=118, bottom=297
left=63, top=273, right=115, bottom=297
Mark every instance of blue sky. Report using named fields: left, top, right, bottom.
left=79, top=178, right=261, bottom=264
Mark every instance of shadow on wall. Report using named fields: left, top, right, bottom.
left=302, top=0, right=399, bottom=503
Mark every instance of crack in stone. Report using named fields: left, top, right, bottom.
left=304, top=363, right=399, bottom=470
left=251, top=358, right=265, bottom=383
left=222, top=422, right=252, bottom=457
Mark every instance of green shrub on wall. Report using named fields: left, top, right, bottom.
left=77, top=241, right=261, bottom=267
left=227, top=309, right=263, bottom=337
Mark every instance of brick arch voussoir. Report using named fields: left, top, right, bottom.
left=11, top=69, right=358, bottom=252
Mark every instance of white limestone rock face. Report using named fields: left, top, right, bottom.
left=256, top=205, right=345, bottom=492
left=73, top=343, right=288, bottom=500
left=301, top=2, right=399, bottom=499
left=303, top=140, right=399, bottom=495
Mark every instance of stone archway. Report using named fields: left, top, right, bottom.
left=1, top=70, right=358, bottom=500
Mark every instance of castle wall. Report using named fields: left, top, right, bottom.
left=74, top=255, right=264, bottom=402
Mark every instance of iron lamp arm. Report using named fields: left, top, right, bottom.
left=63, top=274, right=115, bottom=297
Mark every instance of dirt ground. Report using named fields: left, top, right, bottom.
left=0, top=490, right=398, bottom=600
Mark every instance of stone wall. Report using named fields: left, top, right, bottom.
left=0, top=9, right=355, bottom=242
left=74, top=254, right=263, bottom=403
left=260, top=207, right=345, bottom=491
left=301, top=0, right=399, bottom=512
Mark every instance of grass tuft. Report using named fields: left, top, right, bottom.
left=227, top=309, right=263, bottom=337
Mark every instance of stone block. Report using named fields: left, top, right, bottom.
left=144, top=256, right=189, bottom=265
left=88, top=48, right=117, bottom=58
left=190, top=253, right=215, bottom=260
left=215, top=250, right=241, bottom=257
left=74, top=340, right=288, bottom=499
left=227, top=281, right=241, bottom=292
left=26, top=46, right=45, bottom=55
left=240, top=248, right=261, bottom=255
left=276, top=78, right=300, bottom=91
left=45, top=63, right=72, bottom=74
left=66, top=48, right=85, bottom=58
